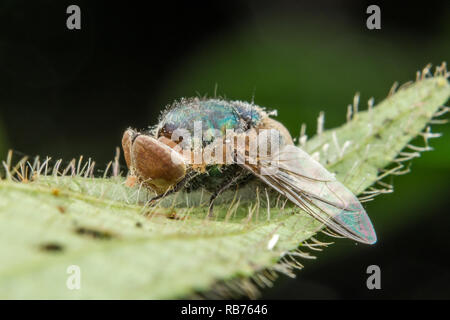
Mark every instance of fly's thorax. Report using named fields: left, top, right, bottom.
left=155, top=98, right=264, bottom=146
left=156, top=100, right=236, bottom=137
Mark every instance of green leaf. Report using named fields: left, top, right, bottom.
left=0, top=66, right=449, bottom=299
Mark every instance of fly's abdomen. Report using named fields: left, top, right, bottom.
left=184, top=164, right=254, bottom=193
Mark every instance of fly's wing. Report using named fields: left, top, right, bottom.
left=236, top=143, right=377, bottom=244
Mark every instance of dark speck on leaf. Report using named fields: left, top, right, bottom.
left=383, top=118, right=394, bottom=125
left=40, top=243, right=64, bottom=253
left=75, top=227, right=114, bottom=240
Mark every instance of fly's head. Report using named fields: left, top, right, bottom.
left=122, top=128, right=187, bottom=195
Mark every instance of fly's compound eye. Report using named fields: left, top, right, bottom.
left=122, top=130, right=187, bottom=195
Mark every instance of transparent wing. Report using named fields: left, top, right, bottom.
left=237, top=144, right=377, bottom=244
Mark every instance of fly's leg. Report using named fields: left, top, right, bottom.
left=149, top=175, right=191, bottom=204
left=148, top=189, right=175, bottom=204
left=208, top=171, right=244, bottom=217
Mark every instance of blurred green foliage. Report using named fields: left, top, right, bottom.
left=0, top=119, right=7, bottom=159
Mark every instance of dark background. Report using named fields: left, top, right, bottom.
left=0, top=0, right=449, bottom=299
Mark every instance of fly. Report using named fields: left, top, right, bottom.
left=122, top=98, right=377, bottom=244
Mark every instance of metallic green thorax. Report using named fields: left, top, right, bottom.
left=154, top=98, right=267, bottom=192
left=156, top=98, right=265, bottom=146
